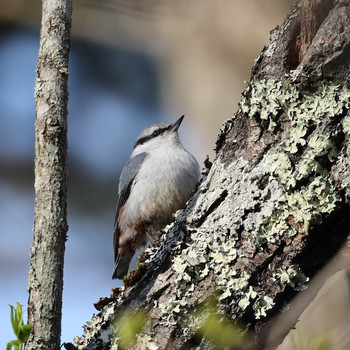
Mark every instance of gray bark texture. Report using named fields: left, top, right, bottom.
left=73, top=1, right=350, bottom=349
left=26, top=0, right=72, bottom=349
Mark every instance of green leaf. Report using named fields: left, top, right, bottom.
left=6, top=339, right=22, bottom=350
left=8, top=302, right=32, bottom=350
left=15, top=302, right=24, bottom=326
left=18, top=324, right=33, bottom=343
left=9, top=305, right=19, bottom=337
left=114, top=309, right=148, bottom=348
left=197, top=311, right=244, bottom=348
left=192, top=296, right=244, bottom=348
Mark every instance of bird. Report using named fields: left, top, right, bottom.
left=112, top=115, right=200, bottom=279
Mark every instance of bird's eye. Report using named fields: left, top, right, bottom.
left=152, top=130, right=161, bottom=137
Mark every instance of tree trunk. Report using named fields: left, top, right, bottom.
left=73, top=1, right=350, bottom=349
left=298, top=0, right=334, bottom=61
left=26, top=0, right=72, bottom=349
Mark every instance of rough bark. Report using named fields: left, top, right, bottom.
left=298, top=0, right=334, bottom=61
left=72, top=1, right=350, bottom=349
left=26, top=0, right=73, bottom=349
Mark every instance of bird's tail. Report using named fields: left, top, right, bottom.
left=112, top=251, right=134, bottom=279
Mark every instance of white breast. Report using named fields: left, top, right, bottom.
left=122, top=145, right=200, bottom=230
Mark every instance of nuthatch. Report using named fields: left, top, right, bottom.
left=112, top=115, right=200, bottom=279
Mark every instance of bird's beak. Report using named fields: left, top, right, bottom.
left=169, top=115, right=185, bottom=132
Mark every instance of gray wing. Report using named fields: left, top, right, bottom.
left=113, top=152, right=148, bottom=260
left=118, top=152, right=148, bottom=207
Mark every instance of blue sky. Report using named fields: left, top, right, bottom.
left=0, top=25, right=181, bottom=347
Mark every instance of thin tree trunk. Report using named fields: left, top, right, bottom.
left=26, top=0, right=72, bottom=349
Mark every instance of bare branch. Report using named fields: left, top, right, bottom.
left=26, top=1, right=73, bottom=349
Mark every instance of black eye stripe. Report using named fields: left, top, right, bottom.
left=134, top=127, right=168, bottom=148
left=152, top=129, right=162, bottom=137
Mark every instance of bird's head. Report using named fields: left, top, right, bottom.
left=133, top=115, right=185, bottom=152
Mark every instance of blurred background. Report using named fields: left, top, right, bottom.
left=4, top=0, right=337, bottom=347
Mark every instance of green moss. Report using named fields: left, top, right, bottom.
left=122, top=250, right=149, bottom=288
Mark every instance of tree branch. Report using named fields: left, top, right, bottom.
left=26, top=1, right=73, bottom=349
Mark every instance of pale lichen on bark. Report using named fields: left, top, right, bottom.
left=73, top=78, right=350, bottom=349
